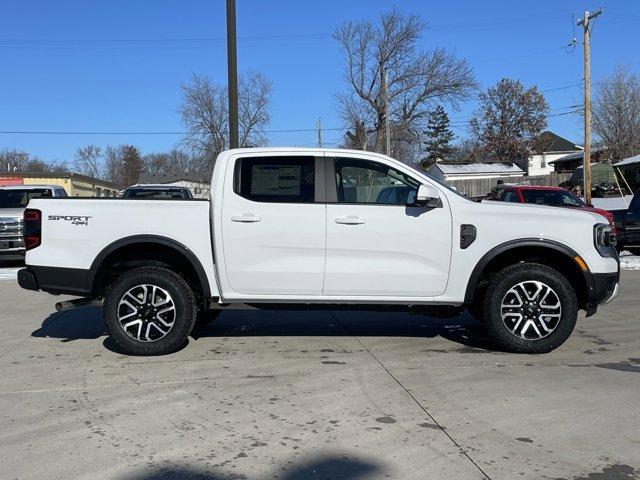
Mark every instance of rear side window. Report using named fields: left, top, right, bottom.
left=234, top=156, right=315, bottom=203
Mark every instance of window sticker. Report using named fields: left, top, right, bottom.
left=250, top=165, right=301, bottom=196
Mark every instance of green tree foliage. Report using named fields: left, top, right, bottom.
left=421, top=106, right=454, bottom=168
left=104, top=145, right=143, bottom=188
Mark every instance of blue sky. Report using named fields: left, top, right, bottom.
left=1, top=0, right=639, bottom=164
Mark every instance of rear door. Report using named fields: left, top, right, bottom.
left=220, top=154, right=326, bottom=296
left=323, top=155, right=452, bottom=297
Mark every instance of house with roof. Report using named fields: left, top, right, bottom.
left=0, top=171, right=118, bottom=197
left=427, top=162, right=525, bottom=182
left=137, top=172, right=210, bottom=198
left=614, top=153, right=640, bottom=191
left=548, top=146, right=606, bottom=173
left=526, top=131, right=582, bottom=176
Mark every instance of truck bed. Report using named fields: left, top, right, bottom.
left=25, top=197, right=217, bottom=294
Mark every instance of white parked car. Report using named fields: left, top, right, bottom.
left=0, top=185, right=67, bottom=262
left=18, top=149, right=619, bottom=355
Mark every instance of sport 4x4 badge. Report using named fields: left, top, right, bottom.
left=48, top=215, right=92, bottom=226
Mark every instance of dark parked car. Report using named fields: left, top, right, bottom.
left=122, top=185, right=193, bottom=199
left=611, top=190, right=640, bottom=253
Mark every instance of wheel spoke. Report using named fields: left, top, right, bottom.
left=501, top=280, right=562, bottom=341
left=117, top=283, right=176, bottom=343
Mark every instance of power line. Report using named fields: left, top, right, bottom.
left=0, top=127, right=346, bottom=136
left=0, top=33, right=331, bottom=48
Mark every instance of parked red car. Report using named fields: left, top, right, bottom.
left=490, top=185, right=616, bottom=230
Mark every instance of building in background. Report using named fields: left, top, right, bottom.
left=527, top=131, right=582, bottom=176
left=428, top=162, right=525, bottom=182
left=137, top=173, right=210, bottom=198
left=0, top=172, right=118, bottom=197
left=549, top=147, right=606, bottom=173
left=614, top=154, right=640, bottom=192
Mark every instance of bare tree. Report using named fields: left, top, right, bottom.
left=143, top=149, right=193, bottom=176
left=334, top=8, right=477, bottom=162
left=180, top=72, right=272, bottom=176
left=74, top=144, right=103, bottom=179
left=469, top=78, right=548, bottom=164
left=593, top=66, right=640, bottom=162
left=0, top=148, right=66, bottom=173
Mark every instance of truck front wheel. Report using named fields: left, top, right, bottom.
left=483, top=263, right=578, bottom=353
left=103, top=267, right=197, bottom=355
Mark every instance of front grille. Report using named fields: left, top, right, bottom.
left=0, top=217, right=23, bottom=240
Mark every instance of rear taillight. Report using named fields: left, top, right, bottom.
left=23, top=208, right=41, bottom=250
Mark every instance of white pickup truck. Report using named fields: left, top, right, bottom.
left=18, top=148, right=620, bottom=355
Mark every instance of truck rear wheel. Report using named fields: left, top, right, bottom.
left=103, top=267, right=196, bottom=355
left=483, top=263, right=578, bottom=353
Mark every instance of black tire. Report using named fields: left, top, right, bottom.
left=483, top=263, right=578, bottom=353
left=103, top=267, right=197, bottom=356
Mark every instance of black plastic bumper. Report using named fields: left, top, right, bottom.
left=585, top=270, right=620, bottom=316
left=17, top=268, right=38, bottom=291
left=18, top=266, right=94, bottom=296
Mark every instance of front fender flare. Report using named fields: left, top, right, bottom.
left=463, top=238, right=595, bottom=305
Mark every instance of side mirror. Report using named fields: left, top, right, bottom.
left=413, top=184, right=441, bottom=208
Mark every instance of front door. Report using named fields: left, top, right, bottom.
left=221, top=155, right=326, bottom=296
left=323, top=157, right=452, bottom=297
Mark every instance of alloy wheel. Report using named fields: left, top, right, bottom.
left=500, top=280, right=562, bottom=340
left=117, top=284, right=176, bottom=342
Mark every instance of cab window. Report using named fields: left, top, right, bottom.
left=234, top=156, right=315, bottom=203
left=334, top=158, right=419, bottom=205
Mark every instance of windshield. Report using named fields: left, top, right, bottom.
left=521, top=189, right=585, bottom=207
left=123, top=188, right=190, bottom=199
left=0, top=189, right=53, bottom=208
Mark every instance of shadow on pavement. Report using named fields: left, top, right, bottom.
left=30, top=304, right=496, bottom=351
left=194, top=308, right=495, bottom=351
left=31, top=305, right=104, bottom=342
left=123, top=456, right=381, bottom=480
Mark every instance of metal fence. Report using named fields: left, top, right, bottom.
left=445, top=173, right=572, bottom=198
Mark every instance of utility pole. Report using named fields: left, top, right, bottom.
left=382, top=67, right=391, bottom=156
left=316, top=117, right=323, bottom=148
left=226, top=0, right=239, bottom=149
left=577, top=7, right=602, bottom=205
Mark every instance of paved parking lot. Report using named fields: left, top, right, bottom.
left=1, top=271, right=639, bottom=480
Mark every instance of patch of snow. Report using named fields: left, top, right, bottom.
left=438, top=163, right=524, bottom=175
left=620, top=251, right=640, bottom=270
left=590, top=196, right=634, bottom=211
left=0, top=268, right=20, bottom=281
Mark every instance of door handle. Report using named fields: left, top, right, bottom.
left=335, top=215, right=366, bottom=225
left=231, top=214, right=262, bottom=223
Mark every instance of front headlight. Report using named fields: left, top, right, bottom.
left=593, top=223, right=617, bottom=257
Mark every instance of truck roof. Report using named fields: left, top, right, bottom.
left=505, top=185, right=568, bottom=192
left=0, top=184, right=61, bottom=190
left=219, top=147, right=412, bottom=160
left=125, top=184, right=191, bottom=190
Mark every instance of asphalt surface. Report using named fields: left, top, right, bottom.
left=0, top=271, right=639, bottom=480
